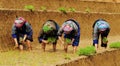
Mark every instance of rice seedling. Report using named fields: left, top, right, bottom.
left=77, top=46, right=96, bottom=56
left=109, top=42, right=120, bottom=48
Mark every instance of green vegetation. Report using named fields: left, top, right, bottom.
left=85, top=7, right=91, bottom=13
left=24, top=5, right=35, bottom=11
left=58, top=7, right=76, bottom=13
left=58, top=7, right=67, bottom=14
left=64, top=54, right=71, bottom=60
left=47, top=37, right=56, bottom=43
left=43, top=25, right=53, bottom=33
left=109, top=42, right=120, bottom=48
left=65, top=38, right=71, bottom=44
left=69, top=7, right=76, bottom=12
left=102, top=37, right=108, bottom=44
left=77, top=46, right=96, bottom=56
left=40, top=6, right=47, bottom=11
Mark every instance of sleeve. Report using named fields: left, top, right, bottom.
left=71, top=22, right=79, bottom=35
left=11, top=24, right=17, bottom=38
left=54, top=30, right=59, bottom=39
left=25, top=22, right=33, bottom=36
left=57, top=23, right=66, bottom=36
left=57, top=27, right=64, bottom=36
left=105, top=22, right=110, bottom=29
left=38, top=29, right=44, bottom=43
left=54, top=23, right=59, bottom=39
left=93, top=23, right=99, bottom=44
left=92, top=20, right=99, bottom=28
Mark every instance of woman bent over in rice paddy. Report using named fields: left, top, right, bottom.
left=38, top=20, right=59, bottom=52
left=57, top=19, right=80, bottom=53
left=11, top=17, right=33, bottom=51
left=92, top=19, right=110, bottom=51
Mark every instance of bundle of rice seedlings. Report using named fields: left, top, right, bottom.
left=47, top=37, right=56, bottom=43
left=65, top=38, right=71, bottom=44
left=43, top=25, right=52, bottom=33
left=77, top=46, right=96, bottom=56
left=109, top=42, right=120, bottom=48
left=102, top=37, right=108, bottom=44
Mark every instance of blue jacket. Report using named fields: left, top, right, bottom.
left=12, top=22, right=33, bottom=38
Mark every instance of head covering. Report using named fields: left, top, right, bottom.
left=14, top=17, right=26, bottom=28
left=98, top=24, right=107, bottom=31
left=63, top=25, right=73, bottom=32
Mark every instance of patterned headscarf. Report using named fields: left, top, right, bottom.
left=14, top=17, right=26, bottom=28
left=98, top=24, right=107, bottom=31
left=63, top=25, right=73, bottom=32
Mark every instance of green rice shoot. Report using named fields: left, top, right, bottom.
left=47, top=37, right=56, bottom=43
left=77, top=46, right=96, bottom=56
left=24, top=5, right=34, bottom=11
left=109, top=42, right=120, bottom=48
left=65, top=38, right=71, bottom=44
left=43, top=26, right=52, bottom=33
left=102, top=37, right=108, bottom=44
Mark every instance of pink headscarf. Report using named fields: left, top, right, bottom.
left=63, top=25, right=73, bottom=32
left=14, top=17, right=26, bottom=28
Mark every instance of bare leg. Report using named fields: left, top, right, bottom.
left=42, top=43, right=46, bottom=52
left=14, top=43, right=19, bottom=49
left=73, top=46, right=77, bottom=53
left=26, top=40, right=32, bottom=51
left=64, top=44, right=68, bottom=53
left=95, top=44, right=98, bottom=51
left=53, top=44, right=56, bottom=52
left=19, top=45, right=23, bottom=51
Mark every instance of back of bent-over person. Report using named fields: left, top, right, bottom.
left=57, top=19, right=80, bottom=53
left=38, top=20, right=59, bottom=52
left=92, top=19, right=110, bottom=51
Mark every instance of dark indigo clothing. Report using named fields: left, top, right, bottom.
left=92, top=19, right=110, bottom=47
left=58, top=19, right=80, bottom=46
left=38, top=20, right=59, bottom=44
left=12, top=22, right=33, bottom=44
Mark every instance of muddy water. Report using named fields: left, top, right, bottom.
left=0, top=9, right=120, bottom=66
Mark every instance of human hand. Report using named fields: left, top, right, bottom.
left=21, top=40, right=25, bottom=44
